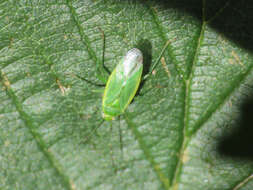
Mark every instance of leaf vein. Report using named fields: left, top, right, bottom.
left=171, top=11, right=207, bottom=189
left=0, top=71, right=74, bottom=190
left=124, top=112, right=170, bottom=189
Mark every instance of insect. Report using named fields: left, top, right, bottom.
left=71, top=30, right=170, bottom=122
left=68, top=31, right=171, bottom=160
left=102, top=48, right=143, bottom=120
left=101, top=39, right=170, bottom=120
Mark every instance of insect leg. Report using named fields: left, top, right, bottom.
left=143, top=40, right=170, bottom=80
left=95, top=27, right=110, bottom=84
left=82, top=119, right=104, bottom=144
left=118, top=116, right=124, bottom=160
left=65, top=72, right=105, bottom=87
left=109, top=121, right=118, bottom=173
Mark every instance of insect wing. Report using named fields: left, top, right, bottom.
left=102, top=48, right=143, bottom=120
left=119, top=65, right=142, bottom=112
left=102, top=60, right=125, bottom=120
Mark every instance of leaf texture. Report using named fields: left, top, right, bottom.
left=1, top=0, right=253, bottom=189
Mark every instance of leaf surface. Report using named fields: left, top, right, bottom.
left=1, top=0, right=253, bottom=189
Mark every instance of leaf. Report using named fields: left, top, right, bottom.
left=1, top=0, right=253, bottom=189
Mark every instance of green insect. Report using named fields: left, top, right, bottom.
left=96, top=40, right=170, bottom=121
left=101, top=45, right=170, bottom=121
left=73, top=30, right=170, bottom=122
left=68, top=30, right=171, bottom=148
left=102, top=48, right=143, bottom=120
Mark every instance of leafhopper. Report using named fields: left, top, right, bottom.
left=72, top=30, right=170, bottom=121
left=101, top=40, right=170, bottom=120
left=102, top=48, right=143, bottom=120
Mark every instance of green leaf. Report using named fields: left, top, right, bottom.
left=1, top=0, right=253, bottom=189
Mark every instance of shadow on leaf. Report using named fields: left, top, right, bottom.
left=137, top=0, right=253, bottom=53
left=135, top=39, right=152, bottom=96
left=218, top=96, right=253, bottom=160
